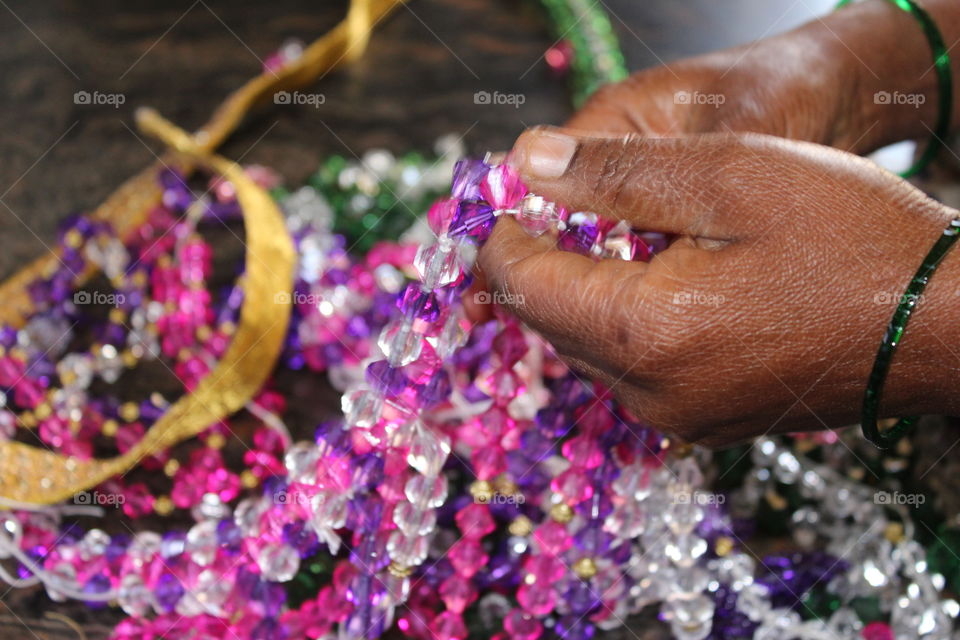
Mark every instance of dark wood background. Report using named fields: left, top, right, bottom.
left=0, top=0, right=835, bottom=637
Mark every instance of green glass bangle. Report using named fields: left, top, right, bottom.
left=861, top=218, right=960, bottom=448
left=835, top=0, right=953, bottom=178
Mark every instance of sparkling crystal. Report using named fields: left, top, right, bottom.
left=378, top=318, right=423, bottom=367
left=516, top=194, right=563, bottom=237
left=407, top=426, right=451, bottom=476
left=257, top=543, right=300, bottom=582
left=415, top=242, right=462, bottom=289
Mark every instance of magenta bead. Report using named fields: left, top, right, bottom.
left=448, top=539, right=488, bottom=578
left=454, top=503, right=496, bottom=539
left=504, top=608, right=543, bottom=640
left=432, top=611, right=467, bottom=640
left=480, top=164, right=526, bottom=210
left=516, top=582, right=556, bottom=616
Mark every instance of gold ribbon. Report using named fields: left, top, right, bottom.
left=0, top=0, right=406, bottom=505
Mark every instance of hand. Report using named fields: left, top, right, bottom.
left=475, top=127, right=960, bottom=447
left=566, top=0, right=947, bottom=156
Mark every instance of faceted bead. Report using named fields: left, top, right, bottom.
left=561, top=435, right=603, bottom=469
left=185, top=520, right=219, bottom=566
left=407, top=427, right=451, bottom=476
left=601, top=221, right=650, bottom=262
left=417, top=370, right=452, bottom=407
left=516, top=194, right=563, bottom=237
left=428, top=198, right=460, bottom=235
left=558, top=212, right=600, bottom=255
left=284, top=442, right=319, bottom=484
left=365, top=360, right=409, bottom=397
left=554, top=616, right=595, bottom=640
left=862, top=622, right=894, bottom=640
left=257, top=543, right=300, bottom=582
left=551, top=469, right=594, bottom=504
left=663, top=595, right=713, bottom=640
left=439, top=575, right=477, bottom=614
left=387, top=530, right=430, bottom=566
left=516, top=582, right=556, bottom=616
left=480, top=164, right=527, bottom=210
left=398, top=284, right=441, bottom=323
left=451, top=158, right=490, bottom=200
left=455, top=503, right=496, bottom=538
left=393, top=501, right=438, bottom=536
left=525, top=554, right=565, bottom=585
left=449, top=201, right=496, bottom=241
left=311, top=493, right=348, bottom=529
left=415, top=242, right=463, bottom=289
left=504, top=608, right=543, bottom=640
left=493, top=324, right=528, bottom=366
left=118, top=574, right=152, bottom=617
left=378, top=318, right=423, bottom=367
left=432, top=611, right=468, bottom=640
left=448, top=539, right=488, bottom=578
left=341, top=388, right=384, bottom=429
left=405, top=474, right=448, bottom=509
left=533, top=521, right=572, bottom=556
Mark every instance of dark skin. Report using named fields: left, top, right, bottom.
left=470, top=0, right=960, bottom=447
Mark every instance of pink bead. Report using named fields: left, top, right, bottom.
left=516, top=582, right=556, bottom=616
left=480, top=164, right=527, bottom=210
left=533, top=521, right=572, bottom=556
left=524, top=554, right=565, bottom=584
left=471, top=447, right=506, bottom=480
left=561, top=435, right=603, bottom=469
left=0, top=356, right=24, bottom=387
left=115, top=422, right=145, bottom=454
left=13, top=379, right=44, bottom=409
left=427, top=198, right=459, bottom=235
left=550, top=468, right=594, bottom=504
left=431, top=611, right=467, bottom=640
left=448, top=539, right=488, bottom=578
left=504, top=608, right=543, bottom=640
left=492, top=324, right=528, bottom=366
left=862, top=622, right=894, bottom=640
left=544, top=40, right=573, bottom=74
left=438, top=575, right=477, bottom=614
left=454, top=503, right=496, bottom=539
left=121, top=483, right=156, bottom=518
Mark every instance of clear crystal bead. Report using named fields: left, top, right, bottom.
left=404, top=474, right=448, bottom=509
left=378, top=318, right=422, bottom=367
left=342, top=387, right=384, bottom=429
left=310, top=493, right=348, bottom=530
left=185, top=520, right=219, bottom=566
left=118, top=573, right=153, bottom=616
left=407, top=426, right=451, bottom=476
left=516, top=194, right=560, bottom=237
left=285, top=441, right=319, bottom=484
left=415, top=242, right=461, bottom=289
left=393, top=501, right=438, bottom=536
left=257, top=543, right=300, bottom=582
left=387, top=530, right=430, bottom=566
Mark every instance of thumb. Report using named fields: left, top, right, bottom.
left=509, top=126, right=737, bottom=240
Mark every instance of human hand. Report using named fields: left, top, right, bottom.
left=566, top=0, right=943, bottom=156
left=475, top=127, right=960, bottom=447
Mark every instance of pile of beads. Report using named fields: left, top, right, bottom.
left=3, top=153, right=957, bottom=640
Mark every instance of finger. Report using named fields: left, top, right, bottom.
left=509, top=126, right=738, bottom=240
left=477, top=216, right=649, bottom=364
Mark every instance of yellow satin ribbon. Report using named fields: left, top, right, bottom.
left=0, top=0, right=406, bottom=505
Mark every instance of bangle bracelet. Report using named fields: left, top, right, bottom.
left=862, top=218, right=960, bottom=448
left=836, top=0, right=953, bottom=178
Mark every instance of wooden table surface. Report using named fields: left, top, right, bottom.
left=0, top=0, right=836, bottom=637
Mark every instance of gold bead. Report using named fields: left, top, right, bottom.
left=196, top=325, right=213, bottom=342
left=59, top=370, right=78, bottom=386
left=572, top=557, right=597, bottom=579
left=388, top=562, right=413, bottom=577
left=121, top=350, right=139, bottom=368
left=34, top=403, right=52, bottom=421
left=494, top=475, right=519, bottom=497
left=714, top=536, right=734, bottom=557
left=119, top=402, right=139, bottom=422
left=550, top=502, right=573, bottom=523
left=101, top=419, right=119, bottom=437
left=19, top=411, right=36, bottom=428
left=163, top=459, right=181, bottom=477
left=64, top=228, right=83, bottom=249
left=764, top=489, right=788, bottom=511
left=108, top=308, right=126, bottom=324
left=884, top=522, right=905, bottom=544
left=508, top=515, right=533, bottom=537
left=220, top=321, right=236, bottom=336
left=154, top=496, right=174, bottom=515
left=241, top=470, right=259, bottom=489
left=206, top=433, right=227, bottom=450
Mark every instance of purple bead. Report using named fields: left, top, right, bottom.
left=251, top=617, right=287, bottom=640
left=282, top=521, right=320, bottom=557
left=418, top=370, right=452, bottom=406
left=347, top=495, right=384, bottom=534
left=105, top=534, right=130, bottom=562
left=535, top=407, right=568, bottom=438
left=216, top=519, right=243, bottom=548
left=346, top=316, right=370, bottom=338
left=82, top=574, right=111, bottom=609
left=0, top=325, right=16, bottom=348
left=398, top=283, right=440, bottom=323
left=352, top=453, right=385, bottom=490
left=573, top=521, right=613, bottom=554
left=451, top=158, right=491, bottom=200
left=558, top=220, right=600, bottom=255
left=365, top=360, right=409, bottom=396
left=556, top=614, right=596, bottom=640
left=139, top=399, right=166, bottom=422
left=449, top=201, right=496, bottom=241
left=154, top=572, right=184, bottom=612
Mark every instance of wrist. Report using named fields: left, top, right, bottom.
left=808, top=0, right=939, bottom=154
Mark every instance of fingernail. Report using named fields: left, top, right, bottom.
left=520, top=130, right=577, bottom=178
